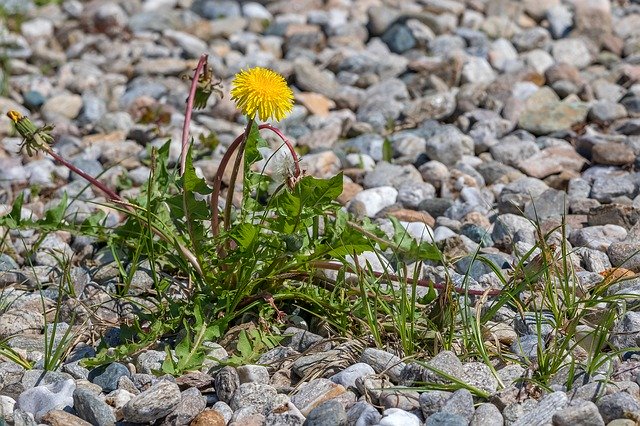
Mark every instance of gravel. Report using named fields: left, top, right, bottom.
left=3, top=0, right=640, bottom=424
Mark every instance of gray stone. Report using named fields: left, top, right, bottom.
left=162, top=387, right=207, bottom=426
left=73, top=387, right=116, bottom=426
left=282, top=327, right=327, bottom=352
left=378, top=389, right=420, bottom=410
left=574, top=247, right=612, bottom=273
left=0, top=361, right=26, bottom=399
left=41, top=93, right=83, bottom=121
left=212, top=401, right=233, bottom=424
left=596, top=392, right=640, bottom=424
left=552, top=38, right=593, bottom=69
left=422, top=351, right=466, bottom=384
left=0, top=395, right=15, bottom=423
left=514, top=312, right=556, bottom=338
left=424, top=126, right=470, bottom=167
left=0, top=309, right=43, bottom=340
left=12, top=408, right=37, bottom=426
left=607, top=241, right=640, bottom=272
left=16, top=379, right=75, bottom=422
left=214, top=366, right=239, bottom=405
left=547, top=4, right=573, bottom=39
left=490, top=137, right=540, bottom=168
left=403, top=92, right=457, bottom=124
left=611, top=312, right=640, bottom=350
left=305, top=400, right=347, bottom=426
left=390, top=132, right=426, bottom=159
left=359, top=348, right=405, bottom=384
left=470, top=403, right=503, bottom=426
left=363, top=162, right=423, bottom=190
left=441, top=389, right=474, bottom=421
left=122, top=380, right=181, bottom=423
left=382, top=23, right=416, bottom=54
left=290, top=378, right=344, bottom=416
left=419, top=390, right=451, bottom=418
left=192, top=0, right=241, bottom=19
left=518, top=87, right=589, bottom=135
left=463, top=362, right=500, bottom=394
left=513, top=27, right=551, bottom=52
left=293, top=59, right=340, bottom=99
left=512, top=391, right=568, bottom=425
left=569, top=225, right=627, bottom=252
left=462, top=57, right=496, bottom=84
left=589, top=100, right=628, bottom=123
left=89, top=363, right=131, bottom=393
left=491, top=214, right=536, bottom=249
left=342, top=134, right=386, bottom=161
left=552, top=400, right=605, bottom=426
left=357, top=80, right=408, bottom=131
left=229, top=382, right=285, bottom=415
left=523, top=188, right=567, bottom=220
left=136, top=350, right=166, bottom=375
left=425, top=412, right=468, bottom=426
left=397, top=181, right=436, bottom=209
left=455, top=253, right=510, bottom=279
left=350, top=187, right=398, bottom=217
left=237, top=365, right=270, bottom=384
left=347, top=401, right=381, bottom=425
left=378, top=408, right=421, bottom=426
left=330, top=363, right=375, bottom=390
left=511, top=334, right=543, bottom=362
left=163, top=29, right=207, bottom=59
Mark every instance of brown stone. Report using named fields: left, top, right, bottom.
left=385, top=209, right=435, bottom=227
left=190, top=409, right=226, bottom=426
left=588, top=204, right=640, bottom=230
left=290, top=379, right=346, bottom=416
left=175, top=371, right=214, bottom=391
left=41, top=410, right=92, bottom=426
left=518, top=146, right=587, bottom=179
left=544, top=63, right=584, bottom=86
left=295, top=92, right=335, bottom=117
left=462, top=211, right=492, bottom=229
left=591, top=142, right=635, bottom=166
left=337, top=181, right=363, bottom=205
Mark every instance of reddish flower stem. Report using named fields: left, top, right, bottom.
left=46, top=148, right=122, bottom=202
left=210, top=132, right=245, bottom=237
left=44, top=147, right=204, bottom=276
left=258, top=123, right=301, bottom=178
left=180, top=54, right=209, bottom=176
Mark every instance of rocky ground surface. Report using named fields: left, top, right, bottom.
left=2, top=0, right=640, bottom=425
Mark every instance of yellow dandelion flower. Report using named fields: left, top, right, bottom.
left=230, top=67, right=294, bottom=122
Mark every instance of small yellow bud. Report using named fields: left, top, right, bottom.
left=7, top=110, right=22, bottom=123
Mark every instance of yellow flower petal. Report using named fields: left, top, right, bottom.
left=230, top=67, right=294, bottom=122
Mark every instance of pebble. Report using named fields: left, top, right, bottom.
left=378, top=408, right=421, bottom=426
left=121, top=380, right=181, bottom=423
left=304, top=400, right=347, bottom=426
left=72, top=387, right=116, bottom=426
left=89, top=363, right=131, bottom=393
left=16, top=379, right=75, bottom=422
left=596, top=392, right=640, bottom=424
left=5, top=0, right=640, bottom=424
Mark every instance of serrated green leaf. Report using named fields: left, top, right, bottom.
left=231, top=223, right=259, bottom=249
left=44, top=192, right=67, bottom=225
left=1, top=192, right=24, bottom=228
left=181, top=144, right=212, bottom=194
left=237, top=330, right=252, bottom=359
left=245, top=123, right=269, bottom=169
left=162, top=347, right=176, bottom=375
